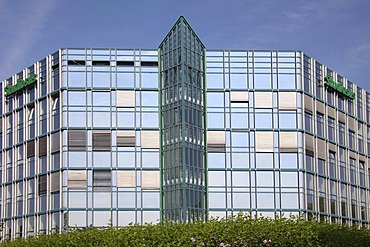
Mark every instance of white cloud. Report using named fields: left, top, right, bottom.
left=0, top=0, right=57, bottom=78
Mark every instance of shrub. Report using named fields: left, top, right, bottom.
left=2, top=214, right=370, bottom=246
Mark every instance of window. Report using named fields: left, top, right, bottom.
left=68, top=91, right=86, bottom=106
left=142, top=91, right=158, bottom=107
left=351, top=186, right=357, bottom=219
left=142, top=112, right=159, bottom=128
left=359, top=162, right=365, bottom=187
left=93, top=170, right=111, bottom=191
left=52, top=66, right=60, bottom=91
left=17, top=110, right=24, bottom=143
left=338, top=96, right=344, bottom=111
left=307, top=191, right=314, bottom=210
left=315, top=62, right=323, bottom=100
left=327, top=89, right=335, bottom=106
left=358, top=122, right=364, bottom=154
left=349, top=158, right=356, bottom=184
left=256, top=153, right=273, bottom=168
left=280, top=153, right=297, bottom=169
left=304, top=112, right=312, bottom=132
left=141, top=73, right=158, bottom=88
left=117, top=73, right=134, bottom=88
left=329, top=152, right=336, bottom=178
left=327, top=117, right=335, bottom=142
left=330, top=180, right=337, bottom=215
left=16, top=153, right=23, bottom=179
left=28, top=156, right=35, bottom=176
left=207, top=112, right=224, bottom=128
left=339, top=148, right=346, bottom=182
left=279, top=111, right=296, bottom=129
left=254, top=74, right=271, bottom=89
left=306, top=154, right=313, bottom=172
left=52, top=95, right=60, bottom=130
left=318, top=158, right=325, bottom=175
left=6, top=115, right=13, bottom=147
left=38, top=175, right=47, bottom=195
left=39, top=59, right=47, bottom=96
left=338, top=122, right=345, bottom=146
left=231, top=110, right=248, bottom=129
left=348, top=100, right=354, bottom=116
left=207, top=92, right=224, bottom=108
left=357, top=88, right=363, bottom=120
left=303, top=55, right=311, bottom=94
left=27, top=106, right=35, bottom=139
left=341, top=184, right=347, bottom=217
left=316, top=113, right=324, bottom=137
left=348, top=130, right=355, bottom=150
left=231, top=73, right=247, bottom=89
left=367, top=93, right=370, bottom=123
left=368, top=127, right=370, bottom=156
left=255, top=110, right=273, bottom=129
left=92, top=91, right=111, bottom=106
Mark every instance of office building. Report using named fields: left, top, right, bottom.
left=1, top=16, right=370, bottom=240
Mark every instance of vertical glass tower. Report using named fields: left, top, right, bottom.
left=159, top=16, right=207, bottom=222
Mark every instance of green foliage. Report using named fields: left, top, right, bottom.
left=2, top=214, right=370, bottom=246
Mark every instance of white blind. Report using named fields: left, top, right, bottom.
left=141, top=131, right=160, bottom=149
left=230, top=91, right=248, bottom=102
left=51, top=132, right=60, bottom=153
left=117, top=130, right=136, bottom=147
left=92, top=131, right=111, bottom=151
left=316, top=101, right=325, bottom=114
left=338, top=112, right=346, bottom=122
left=207, top=131, right=226, bottom=144
left=117, top=170, right=136, bottom=188
left=207, top=131, right=226, bottom=152
left=142, top=171, right=160, bottom=189
left=39, top=136, right=47, bottom=157
left=279, top=132, right=297, bottom=152
left=348, top=117, right=355, bottom=131
left=279, top=92, right=296, bottom=109
left=317, top=139, right=326, bottom=159
left=68, top=170, right=87, bottom=189
left=329, top=143, right=336, bottom=152
left=117, top=90, right=135, bottom=107
left=305, top=134, right=314, bottom=154
left=68, top=130, right=87, bottom=151
left=27, top=140, right=35, bottom=158
left=304, top=95, right=313, bottom=113
left=255, top=92, right=272, bottom=108
left=255, top=132, right=274, bottom=152
left=50, top=172, right=60, bottom=192
left=328, top=106, right=336, bottom=118
left=349, top=151, right=357, bottom=159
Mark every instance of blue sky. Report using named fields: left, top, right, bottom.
left=1, top=0, right=369, bottom=90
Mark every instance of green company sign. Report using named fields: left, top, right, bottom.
left=324, top=76, right=355, bottom=100
left=4, top=74, right=37, bottom=97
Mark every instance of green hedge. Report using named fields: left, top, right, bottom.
left=2, top=214, right=370, bottom=246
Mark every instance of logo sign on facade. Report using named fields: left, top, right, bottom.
left=4, top=74, right=37, bottom=97
left=324, top=76, right=355, bottom=100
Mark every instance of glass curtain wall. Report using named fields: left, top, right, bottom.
left=159, top=16, right=206, bottom=222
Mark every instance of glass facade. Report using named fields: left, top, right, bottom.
left=1, top=16, right=370, bottom=240
left=159, top=17, right=206, bottom=222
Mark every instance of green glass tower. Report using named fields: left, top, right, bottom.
left=159, top=16, right=207, bottom=222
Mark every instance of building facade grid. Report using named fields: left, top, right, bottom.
left=1, top=17, right=370, bottom=240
